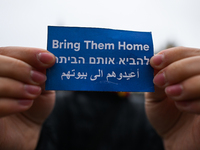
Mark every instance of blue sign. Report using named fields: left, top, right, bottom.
left=46, top=26, right=154, bottom=92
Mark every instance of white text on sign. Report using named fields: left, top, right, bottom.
left=52, top=40, right=149, bottom=51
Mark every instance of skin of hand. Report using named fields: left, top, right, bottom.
left=145, top=47, right=200, bottom=150
left=0, top=47, right=56, bottom=150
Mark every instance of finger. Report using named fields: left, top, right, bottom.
left=153, top=56, right=200, bottom=88
left=0, top=98, right=33, bottom=118
left=0, top=47, right=55, bottom=70
left=175, top=100, right=200, bottom=114
left=22, top=90, right=55, bottom=124
left=0, top=55, right=46, bottom=85
left=0, top=78, right=41, bottom=99
left=151, top=47, right=200, bottom=70
left=165, top=75, right=200, bottom=101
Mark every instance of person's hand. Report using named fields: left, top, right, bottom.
left=145, top=47, right=200, bottom=150
left=0, top=47, right=55, bottom=150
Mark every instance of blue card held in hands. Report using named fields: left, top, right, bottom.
left=46, top=26, right=154, bottom=92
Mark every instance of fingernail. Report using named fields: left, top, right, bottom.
left=30, top=70, right=47, bottom=84
left=153, top=72, right=166, bottom=87
left=18, top=100, right=34, bottom=106
left=152, top=54, right=164, bottom=66
left=165, top=84, right=183, bottom=97
left=24, top=85, right=41, bottom=95
left=38, top=52, right=55, bottom=64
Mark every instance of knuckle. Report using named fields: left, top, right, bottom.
left=0, top=47, right=11, bottom=56
left=0, top=78, right=24, bottom=98
left=0, top=47, right=6, bottom=55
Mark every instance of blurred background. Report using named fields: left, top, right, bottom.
left=0, top=0, right=200, bottom=53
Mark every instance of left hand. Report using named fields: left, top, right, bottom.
left=145, top=47, right=200, bottom=150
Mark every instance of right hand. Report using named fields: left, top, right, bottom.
left=0, top=47, right=56, bottom=150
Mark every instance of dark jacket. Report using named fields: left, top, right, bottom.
left=36, top=91, right=164, bottom=150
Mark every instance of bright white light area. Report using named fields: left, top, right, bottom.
left=0, top=0, right=199, bottom=53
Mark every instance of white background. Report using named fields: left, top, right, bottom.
left=0, top=0, right=199, bottom=53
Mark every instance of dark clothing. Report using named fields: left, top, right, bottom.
left=36, top=91, right=164, bottom=150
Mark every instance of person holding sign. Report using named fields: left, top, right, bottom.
left=0, top=46, right=200, bottom=149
